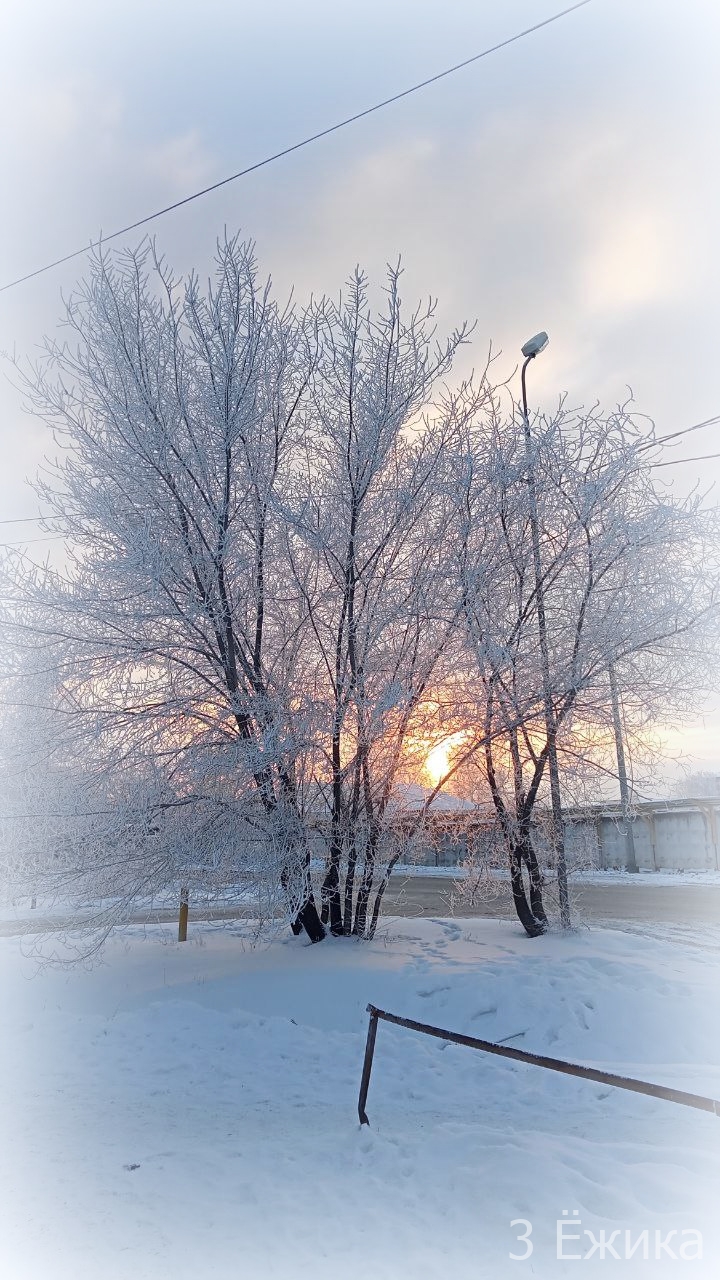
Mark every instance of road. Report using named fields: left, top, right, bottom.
left=382, top=875, right=720, bottom=926
left=2, top=876, right=719, bottom=937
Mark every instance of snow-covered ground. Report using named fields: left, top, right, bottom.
left=1, top=918, right=718, bottom=1279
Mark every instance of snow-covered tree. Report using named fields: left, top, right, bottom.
left=2, top=236, right=328, bottom=941
left=1, top=241, right=485, bottom=945
left=285, top=266, right=484, bottom=936
left=454, top=395, right=720, bottom=934
left=4, top=233, right=718, bottom=954
left=673, top=771, right=720, bottom=799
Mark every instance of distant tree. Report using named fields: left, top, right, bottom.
left=673, top=772, right=720, bottom=800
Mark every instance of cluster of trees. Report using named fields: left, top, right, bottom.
left=1, top=235, right=718, bottom=947
left=673, top=772, right=720, bottom=799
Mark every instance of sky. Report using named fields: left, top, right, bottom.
left=1, top=0, right=719, bottom=784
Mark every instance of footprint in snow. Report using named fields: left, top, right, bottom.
left=432, top=920, right=461, bottom=940
left=471, top=1006, right=497, bottom=1020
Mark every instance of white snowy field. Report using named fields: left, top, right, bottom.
left=1, top=919, right=719, bottom=1280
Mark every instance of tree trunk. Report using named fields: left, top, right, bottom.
left=342, top=841, right=360, bottom=935
left=320, top=842, right=344, bottom=934
left=321, top=725, right=346, bottom=932
left=508, top=844, right=546, bottom=938
left=519, top=835, right=548, bottom=925
left=294, top=892, right=326, bottom=943
left=366, top=849, right=402, bottom=940
left=353, top=852, right=375, bottom=936
left=284, top=851, right=327, bottom=943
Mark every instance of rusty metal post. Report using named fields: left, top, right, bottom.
left=178, top=886, right=189, bottom=942
left=358, top=1005, right=379, bottom=1125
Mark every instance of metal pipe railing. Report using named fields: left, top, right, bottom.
left=358, top=1003, right=720, bottom=1126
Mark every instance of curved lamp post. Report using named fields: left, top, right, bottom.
left=520, top=332, right=571, bottom=928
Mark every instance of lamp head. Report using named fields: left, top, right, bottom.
left=521, top=331, right=549, bottom=359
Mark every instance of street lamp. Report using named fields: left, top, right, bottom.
left=521, top=331, right=549, bottom=360
left=520, top=331, right=571, bottom=928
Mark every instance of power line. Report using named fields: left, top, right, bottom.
left=651, top=451, right=720, bottom=469
left=642, top=415, right=720, bottom=451
left=0, top=535, right=66, bottom=547
left=0, top=515, right=52, bottom=525
left=0, top=2, right=594, bottom=295
left=0, top=810, right=115, bottom=820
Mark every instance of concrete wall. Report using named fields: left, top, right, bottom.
left=407, top=801, right=720, bottom=871
left=569, top=802, right=720, bottom=872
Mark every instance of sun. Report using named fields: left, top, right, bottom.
left=424, top=732, right=468, bottom=788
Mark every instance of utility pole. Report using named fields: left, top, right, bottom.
left=609, top=664, right=638, bottom=873
left=520, top=332, right=571, bottom=927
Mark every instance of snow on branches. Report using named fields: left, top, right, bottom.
left=1, top=236, right=718, bottom=948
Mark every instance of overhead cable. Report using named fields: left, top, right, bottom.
left=0, top=2, right=594, bottom=294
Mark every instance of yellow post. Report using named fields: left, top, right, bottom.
left=178, top=886, right=189, bottom=942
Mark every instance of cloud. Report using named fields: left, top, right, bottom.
left=0, top=70, right=123, bottom=149
left=579, top=206, right=689, bottom=315
left=140, top=130, right=215, bottom=197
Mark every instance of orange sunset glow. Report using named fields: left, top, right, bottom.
left=424, top=731, right=470, bottom=788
